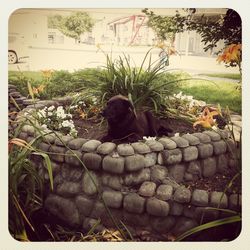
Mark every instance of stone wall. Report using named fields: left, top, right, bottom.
left=9, top=85, right=241, bottom=238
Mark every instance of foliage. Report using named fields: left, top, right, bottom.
left=184, top=9, right=241, bottom=53
left=142, top=8, right=186, bottom=43
left=49, top=12, right=94, bottom=42
left=9, top=130, right=54, bottom=240
left=142, top=8, right=241, bottom=58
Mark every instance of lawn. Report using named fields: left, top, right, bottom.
left=197, top=73, right=241, bottom=80
left=179, top=79, right=241, bottom=114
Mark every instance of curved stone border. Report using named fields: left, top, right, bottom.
left=9, top=85, right=241, bottom=238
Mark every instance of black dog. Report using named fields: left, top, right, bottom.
left=101, top=95, right=172, bottom=142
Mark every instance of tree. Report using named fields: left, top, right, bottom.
left=184, top=9, right=241, bottom=52
left=142, top=8, right=186, bottom=44
left=48, top=12, right=94, bottom=42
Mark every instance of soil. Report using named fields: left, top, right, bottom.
left=73, top=115, right=195, bottom=141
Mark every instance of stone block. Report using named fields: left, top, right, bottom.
left=203, top=130, right=221, bottom=141
left=82, top=171, right=100, bottom=196
left=65, top=150, right=82, bottom=167
left=169, top=164, right=185, bottom=183
left=182, top=133, right=200, bottom=145
left=161, top=148, right=182, bottom=165
left=124, top=168, right=150, bottom=186
left=216, top=154, right=228, bottom=173
left=173, top=186, right=191, bottom=203
left=103, top=155, right=125, bottom=174
left=61, top=166, right=84, bottom=182
left=150, top=216, right=176, bottom=233
left=150, top=165, right=168, bottom=184
left=146, top=197, right=170, bottom=216
left=123, top=193, right=145, bottom=214
left=187, top=161, right=202, bottom=176
left=170, top=136, right=189, bottom=148
left=90, top=201, right=106, bottom=219
left=68, top=138, right=87, bottom=150
left=193, top=132, right=211, bottom=143
left=82, top=153, right=102, bottom=170
left=45, top=194, right=80, bottom=227
left=123, top=212, right=149, bottom=227
left=117, top=144, right=135, bottom=156
left=182, top=146, right=198, bottom=162
left=75, top=195, right=95, bottom=216
left=202, top=157, right=217, bottom=177
left=102, top=190, right=123, bottom=208
left=82, top=140, right=102, bottom=152
left=49, top=145, right=66, bottom=162
left=131, top=142, right=151, bottom=154
left=97, top=142, right=116, bottom=155
left=191, top=189, right=209, bottom=206
left=229, top=194, right=241, bottom=211
left=156, top=184, right=173, bottom=201
left=56, top=181, right=81, bottom=197
left=37, top=142, right=50, bottom=152
left=212, top=140, right=227, bottom=155
left=125, top=154, right=145, bottom=172
left=197, top=143, right=213, bottom=158
left=144, top=152, right=157, bottom=167
left=138, top=181, right=156, bottom=197
left=102, top=174, right=123, bottom=191
left=158, top=137, right=177, bottom=149
left=172, top=217, right=198, bottom=236
left=55, top=135, right=74, bottom=146
left=210, top=191, right=228, bottom=208
left=145, top=140, right=164, bottom=151
left=169, top=201, right=184, bottom=216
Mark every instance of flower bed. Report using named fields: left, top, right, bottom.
left=9, top=85, right=241, bottom=239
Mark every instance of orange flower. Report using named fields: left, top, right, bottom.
left=193, top=107, right=220, bottom=129
left=217, top=44, right=242, bottom=64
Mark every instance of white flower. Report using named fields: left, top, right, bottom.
left=41, top=124, right=48, bottom=130
left=48, top=105, right=55, bottom=111
left=143, top=136, right=156, bottom=141
left=47, top=111, right=53, bottom=116
left=174, top=133, right=180, bottom=137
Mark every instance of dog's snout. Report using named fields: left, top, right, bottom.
left=100, top=109, right=106, bottom=117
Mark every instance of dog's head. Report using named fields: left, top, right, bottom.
left=101, top=95, right=134, bottom=123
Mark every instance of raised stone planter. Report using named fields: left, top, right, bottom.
left=9, top=87, right=241, bottom=239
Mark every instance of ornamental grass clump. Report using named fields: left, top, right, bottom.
left=96, top=48, right=181, bottom=113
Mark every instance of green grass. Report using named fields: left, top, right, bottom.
left=9, top=71, right=44, bottom=82
left=179, top=79, right=241, bottom=114
left=198, top=73, right=241, bottom=80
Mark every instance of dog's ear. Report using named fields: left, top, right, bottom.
left=123, top=99, right=136, bottom=116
